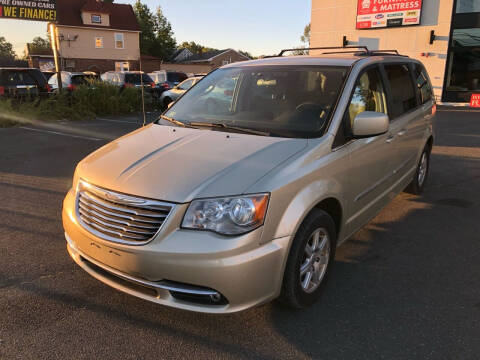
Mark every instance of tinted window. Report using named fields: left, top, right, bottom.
left=167, top=72, right=188, bottom=83
left=412, top=63, right=433, bottom=104
left=384, top=64, right=416, bottom=118
left=2, top=71, right=37, bottom=86
left=347, top=67, right=387, bottom=130
left=165, top=66, right=348, bottom=138
left=124, top=74, right=153, bottom=85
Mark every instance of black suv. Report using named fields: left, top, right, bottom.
left=0, top=68, right=50, bottom=98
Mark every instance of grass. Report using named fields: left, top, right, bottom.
left=0, top=82, right=156, bottom=127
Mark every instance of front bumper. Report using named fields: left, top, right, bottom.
left=63, top=189, right=291, bottom=313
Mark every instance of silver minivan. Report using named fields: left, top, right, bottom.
left=63, top=48, right=435, bottom=313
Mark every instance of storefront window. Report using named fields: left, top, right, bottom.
left=456, top=0, right=480, bottom=14
left=445, top=29, right=480, bottom=95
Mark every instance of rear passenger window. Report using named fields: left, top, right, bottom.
left=412, top=63, right=433, bottom=104
left=384, top=64, right=417, bottom=118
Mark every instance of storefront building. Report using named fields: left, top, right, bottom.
left=310, top=0, right=480, bottom=103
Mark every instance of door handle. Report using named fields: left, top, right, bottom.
left=386, top=135, right=395, bottom=143
left=397, top=129, right=407, bottom=137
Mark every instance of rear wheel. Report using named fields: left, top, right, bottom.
left=279, top=209, right=336, bottom=309
left=406, top=145, right=430, bottom=195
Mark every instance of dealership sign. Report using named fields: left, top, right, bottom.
left=357, top=0, right=422, bottom=29
left=0, top=0, right=56, bottom=22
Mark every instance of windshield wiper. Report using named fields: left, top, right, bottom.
left=189, top=122, right=270, bottom=136
left=159, top=115, right=197, bottom=129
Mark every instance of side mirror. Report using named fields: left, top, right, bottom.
left=352, top=111, right=389, bottom=138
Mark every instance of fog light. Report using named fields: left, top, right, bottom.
left=210, top=293, right=222, bottom=302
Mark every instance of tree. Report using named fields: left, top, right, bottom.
left=180, top=41, right=217, bottom=55
left=134, top=1, right=157, bottom=56
left=134, top=1, right=176, bottom=60
left=238, top=50, right=254, bottom=59
left=29, top=36, right=51, bottom=54
left=154, top=6, right=176, bottom=60
left=301, top=23, right=311, bottom=46
left=0, top=37, right=16, bottom=59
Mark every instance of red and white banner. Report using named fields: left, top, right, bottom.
left=356, top=0, right=423, bottom=29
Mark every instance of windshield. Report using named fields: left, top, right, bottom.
left=167, top=72, right=188, bottom=83
left=164, top=65, right=348, bottom=138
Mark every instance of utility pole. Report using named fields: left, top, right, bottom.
left=49, top=22, right=62, bottom=91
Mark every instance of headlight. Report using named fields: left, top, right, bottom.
left=182, top=194, right=269, bottom=235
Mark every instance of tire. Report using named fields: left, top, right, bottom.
left=405, top=144, right=430, bottom=195
left=279, top=209, right=337, bottom=309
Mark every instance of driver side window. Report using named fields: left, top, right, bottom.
left=333, top=67, right=387, bottom=147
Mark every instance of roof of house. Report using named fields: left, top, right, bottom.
left=26, top=43, right=54, bottom=57
left=57, top=0, right=140, bottom=31
left=182, top=49, right=232, bottom=62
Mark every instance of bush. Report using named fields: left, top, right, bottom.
left=0, top=82, right=156, bottom=127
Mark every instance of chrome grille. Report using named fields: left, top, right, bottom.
left=76, top=180, right=174, bottom=244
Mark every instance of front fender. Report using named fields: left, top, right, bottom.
left=261, top=178, right=345, bottom=244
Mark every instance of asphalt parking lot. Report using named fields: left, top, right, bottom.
left=0, top=109, right=479, bottom=359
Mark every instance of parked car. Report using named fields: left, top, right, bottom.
left=159, top=76, right=204, bottom=108
left=48, top=71, right=100, bottom=92
left=0, top=68, right=50, bottom=98
left=63, top=48, right=436, bottom=314
left=101, top=71, right=155, bottom=93
left=149, top=70, right=188, bottom=92
left=42, top=71, right=56, bottom=81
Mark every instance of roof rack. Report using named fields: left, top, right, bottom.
left=277, top=46, right=407, bottom=57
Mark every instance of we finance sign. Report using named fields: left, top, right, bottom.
left=0, top=0, right=56, bottom=22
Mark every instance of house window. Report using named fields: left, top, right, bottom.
left=95, top=37, right=104, bottom=48
left=222, top=60, right=230, bottom=66
left=91, top=14, right=102, bottom=23
left=115, top=61, right=129, bottom=72
left=65, top=59, right=76, bottom=70
left=115, top=33, right=124, bottom=49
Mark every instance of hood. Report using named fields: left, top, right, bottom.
left=78, top=124, right=307, bottom=202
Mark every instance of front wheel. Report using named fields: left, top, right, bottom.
left=279, top=209, right=337, bottom=309
left=406, top=145, right=430, bottom=195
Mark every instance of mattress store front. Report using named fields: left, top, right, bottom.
left=443, top=0, right=480, bottom=102
left=310, top=0, right=480, bottom=103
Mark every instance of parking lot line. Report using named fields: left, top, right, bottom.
left=19, top=126, right=103, bottom=141
left=96, top=117, right=140, bottom=124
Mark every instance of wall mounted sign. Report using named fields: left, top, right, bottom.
left=0, top=0, right=56, bottom=22
left=356, top=0, right=422, bottom=29
left=470, top=94, right=480, bottom=107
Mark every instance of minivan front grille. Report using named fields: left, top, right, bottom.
left=76, top=180, right=174, bottom=245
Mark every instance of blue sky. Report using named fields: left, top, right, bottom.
left=2, top=0, right=311, bottom=57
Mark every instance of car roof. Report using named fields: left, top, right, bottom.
left=0, top=67, right=40, bottom=71
left=222, top=53, right=414, bottom=68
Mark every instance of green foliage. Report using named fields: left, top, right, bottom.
left=0, top=82, right=155, bottom=127
left=301, top=23, right=311, bottom=46
left=28, top=36, right=51, bottom=54
left=0, top=36, right=16, bottom=59
left=238, top=50, right=254, bottom=59
left=134, top=1, right=176, bottom=60
left=180, top=41, right=217, bottom=55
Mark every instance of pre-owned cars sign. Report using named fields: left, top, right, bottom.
left=357, top=0, right=422, bottom=29
left=0, top=0, right=56, bottom=22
